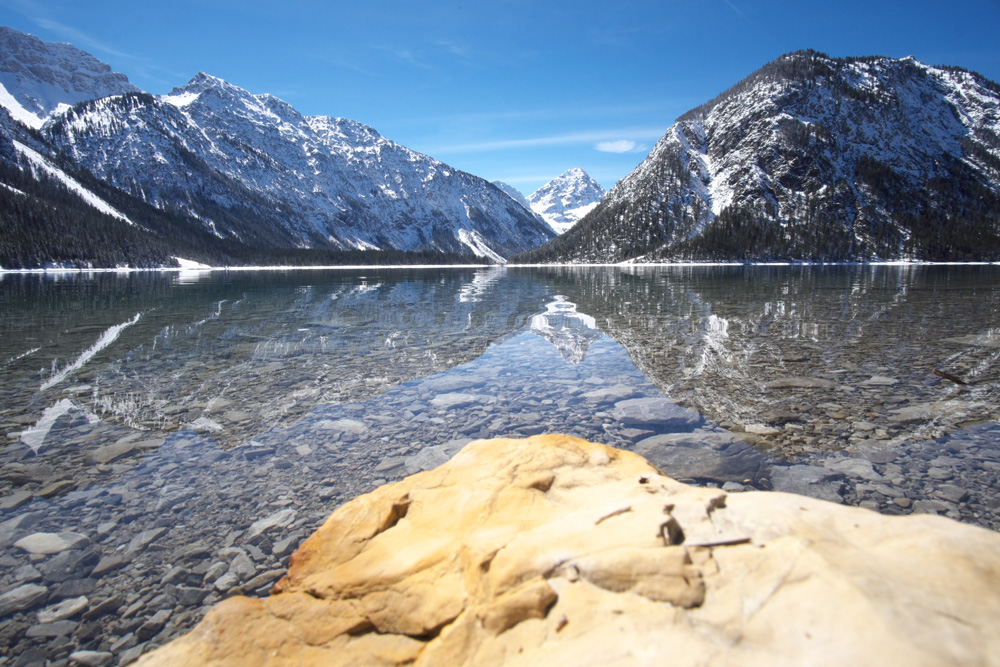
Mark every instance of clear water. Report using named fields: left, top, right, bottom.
left=0, top=265, right=998, bottom=662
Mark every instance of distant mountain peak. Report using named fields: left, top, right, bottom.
left=0, top=26, right=139, bottom=127
left=527, top=168, right=606, bottom=235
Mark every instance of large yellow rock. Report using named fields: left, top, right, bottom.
left=139, top=435, right=1000, bottom=666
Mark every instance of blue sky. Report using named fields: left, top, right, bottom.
left=2, top=0, right=999, bottom=194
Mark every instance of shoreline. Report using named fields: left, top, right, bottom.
left=2, top=259, right=1000, bottom=275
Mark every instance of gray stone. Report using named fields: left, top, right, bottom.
left=823, top=457, right=882, bottom=481
left=862, top=375, right=899, bottom=386
left=612, top=398, right=702, bottom=428
left=374, top=456, right=406, bottom=473
left=12, top=563, right=42, bottom=583
left=160, top=565, right=186, bottom=585
left=0, top=490, right=33, bottom=510
left=403, top=440, right=469, bottom=475
left=82, top=595, right=123, bottom=621
left=765, top=377, right=837, bottom=390
left=202, top=562, right=227, bottom=584
left=126, top=527, right=167, bottom=554
left=109, top=632, right=137, bottom=653
left=934, top=485, right=969, bottom=504
left=0, top=511, right=44, bottom=547
left=581, top=384, right=636, bottom=402
left=136, top=608, right=171, bottom=640
left=430, top=393, right=486, bottom=409
left=761, top=410, right=802, bottom=425
left=271, top=535, right=299, bottom=557
left=169, top=585, right=210, bottom=606
left=315, top=418, right=367, bottom=434
left=635, top=431, right=765, bottom=484
left=241, top=569, right=285, bottom=593
left=68, top=650, right=114, bottom=666
left=744, top=424, right=781, bottom=436
left=37, top=596, right=88, bottom=623
left=213, top=572, right=239, bottom=592
left=228, top=553, right=256, bottom=579
left=119, top=643, right=147, bottom=665
left=26, top=619, right=77, bottom=637
left=0, top=583, right=48, bottom=617
left=14, top=532, right=89, bottom=555
left=90, top=554, right=128, bottom=578
left=96, top=521, right=117, bottom=536
left=770, top=465, right=845, bottom=503
left=89, top=440, right=141, bottom=464
left=248, top=509, right=296, bottom=537
left=914, top=499, right=954, bottom=515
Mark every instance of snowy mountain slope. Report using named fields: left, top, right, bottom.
left=41, top=72, right=553, bottom=260
left=517, top=51, right=1000, bottom=262
left=492, top=180, right=535, bottom=213
left=12, top=139, right=134, bottom=225
left=0, top=27, right=139, bottom=128
left=526, top=168, right=606, bottom=234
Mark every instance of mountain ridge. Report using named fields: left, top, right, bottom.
left=0, top=27, right=554, bottom=266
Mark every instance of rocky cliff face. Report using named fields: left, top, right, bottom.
left=0, top=26, right=139, bottom=128
left=518, top=51, right=1000, bottom=262
left=138, top=435, right=1000, bottom=666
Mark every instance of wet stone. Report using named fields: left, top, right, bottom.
left=0, top=583, right=48, bottom=617
left=14, top=532, right=89, bottom=555
left=36, top=596, right=88, bottom=623
left=67, top=650, right=114, bottom=667
left=25, top=620, right=77, bottom=638
left=770, top=465, right=845, bottom=503
left=934, top=485, right=969, bottom=504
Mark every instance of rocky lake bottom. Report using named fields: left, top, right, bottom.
left=0, top=266, right=998, bottom=666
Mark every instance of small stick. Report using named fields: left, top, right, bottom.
left=934, top=369, right=967, bottom=385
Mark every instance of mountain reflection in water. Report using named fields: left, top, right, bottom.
left=529, top=295, right=603, bottom=364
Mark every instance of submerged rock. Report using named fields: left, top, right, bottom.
left=137, top=435, right=1000, bottom=666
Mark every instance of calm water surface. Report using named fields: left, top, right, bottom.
left=1, top=265, right=998, bottom=664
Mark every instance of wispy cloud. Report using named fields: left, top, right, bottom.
left=722, top=0, right=749, bottom=20
left=425, top=127, right=665, bottom=154
left=436, top=40, right=470, bottom=59
left=33, top=18, right=136, bottom=60
left=595, top=139, right=645, bottom=153
left=374, top=45, right=434, bottom=70
left=386, top=98, right=688, bottom=129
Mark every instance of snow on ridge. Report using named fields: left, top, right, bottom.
left=13, top=141, right=132, bottom=221
left=162, top=91, right=200, bottom=108
left=0, top=81, right=44, bottom=129
left=13, top=140, right=135, bottom=225
left=458, top=228, right=505, bottom=264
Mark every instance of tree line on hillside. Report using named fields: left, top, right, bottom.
left=0, top=160, right=487, bottom=269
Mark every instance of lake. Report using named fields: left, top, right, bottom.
left=1, top=264, right=999, bottom=663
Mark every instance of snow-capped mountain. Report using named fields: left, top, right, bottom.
left=518, top=51, right=1000, bottom=262
left=0, top=27, right=554, bottom=264
left=41, top=72, right=553, bottom=260
left=526, top=168, right=606, bottom=234
left=0, top=27, right=139, bottom=129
